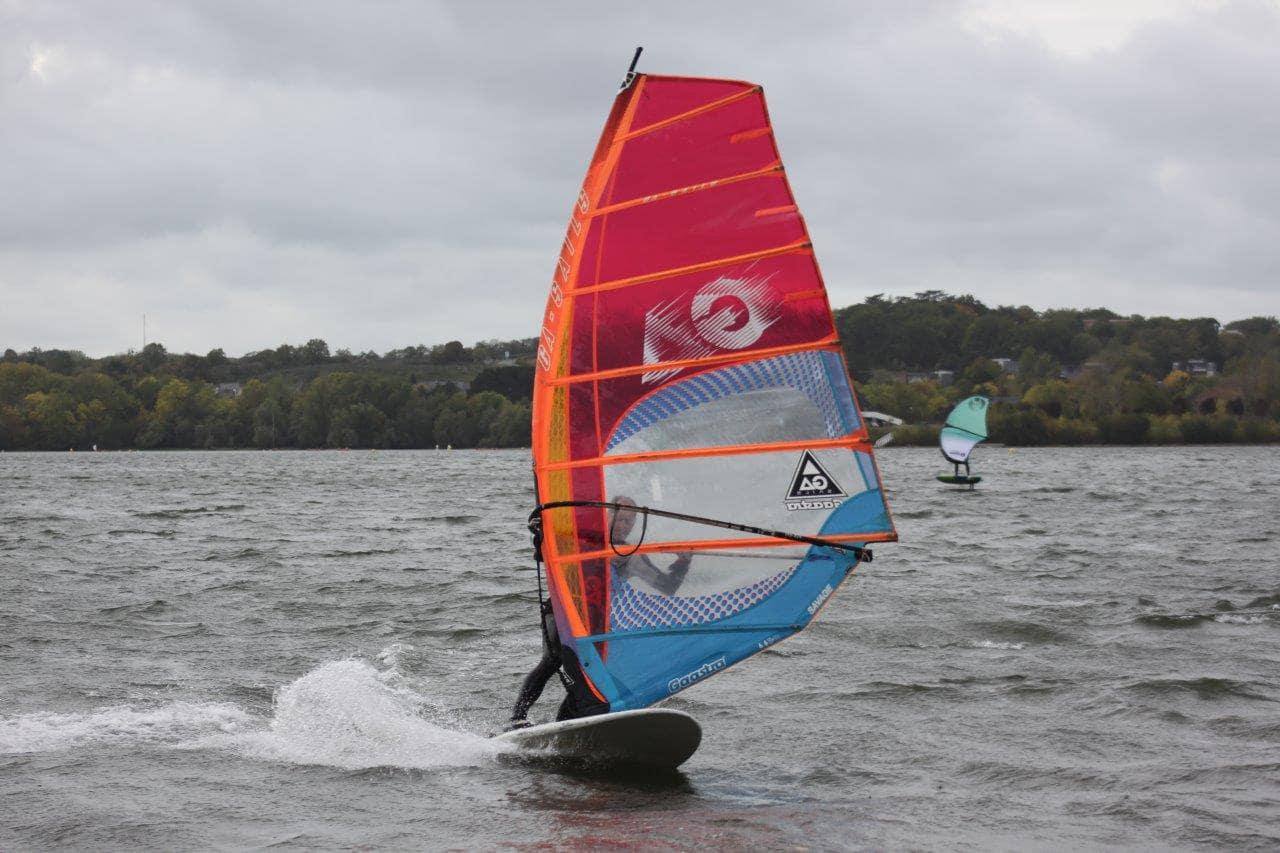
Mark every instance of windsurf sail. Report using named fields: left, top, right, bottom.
left=530, top=68, right=897, bottom=713
left=939, top=396, right=990, bottom=464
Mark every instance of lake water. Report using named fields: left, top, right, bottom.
left=2, top=447, right=1278, bottom=850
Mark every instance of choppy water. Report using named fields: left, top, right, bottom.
left=2, top=447, right=1278, bottom=850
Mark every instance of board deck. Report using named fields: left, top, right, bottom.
left=937, top=474, right=982, bottom=485
left=493, top=708, right=701, bottom=770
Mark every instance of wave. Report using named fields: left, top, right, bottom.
left=852, top=681, right=947, bottom=697
left=1123, top=677, right=1273, bottom=701
left=965, top=620, right=1070, bottom=645
left=1136, top=613, right=1213, bottom=629
left=1213, top=614, right=1266, bottom=625
left=971, top=640, right=1026, bottom=650
left=397, top=515, right=482, bottom=525
left=0, top=651, right=500, bottom=771
left=1242, top=592, right=1280, bottom=610
left=98, top=598, right=172, bottom=616
left=0, top=701, right=251, bottom=755
left=1137, top=593, right=1280, bottom=629
left=220, top=658, right=498, bottom=770
left=199, top=548, right=265, bottom=562
left=317, top=548, right=400, bottom=558
left=132, top=504, right=247, bottom=519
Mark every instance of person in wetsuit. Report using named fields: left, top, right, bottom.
left=507, top=597, right=600, bottom=728
left=507, top=497, right=691, bottom=728
left=608, top=496, right=692, bottom=594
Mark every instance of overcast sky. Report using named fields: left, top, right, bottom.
left=3, top=0, right=1278, bottom=357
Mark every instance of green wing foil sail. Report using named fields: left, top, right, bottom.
left=940, top=396, right=989, bottom=464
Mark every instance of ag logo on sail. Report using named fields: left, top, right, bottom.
left=641, top=274, right=783, bottom=384
left=784, top=450, right=846, bottom=511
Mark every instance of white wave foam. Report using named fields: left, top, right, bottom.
left=0, top=701, right=251, bottom=755
left=2, top=649, right=502, bottom=770
left=1213, top=614, right=1265, bottom=625
left=225, top=658, right=500, bottom=770
left=972, top=640, right=1027, bottom=650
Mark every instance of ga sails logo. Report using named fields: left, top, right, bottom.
left=667, top=656, right=727, bottom=693
left=784, top=450, right=847, bottom=511
left=641, top=274, right=782, bottom=384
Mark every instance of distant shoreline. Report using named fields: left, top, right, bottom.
left=4, top=293, right=1278, bottom=452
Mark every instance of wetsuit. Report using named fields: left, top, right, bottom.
left=613, top=552, right=690, bottom=595
left=510, top=600, right=608, bottom=724
left=509, top=555, right=690, bottom=725
left=942, top=447, right=971, bottom=479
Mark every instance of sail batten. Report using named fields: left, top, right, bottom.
left=532, top=72, right=896, bottom=712
left=624, top=83, right=761, bottom=138
left=591, top=164, right=785, bottom=217
left=547, top=337, right=843, bottom=385
left=554, top=529, right=900, bottom=564
left=539, top=434, right=873, bottom=472
left=567, top=241, right=812, bottom=297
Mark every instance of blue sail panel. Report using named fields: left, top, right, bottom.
left=574, top=543, right=864, bottom=711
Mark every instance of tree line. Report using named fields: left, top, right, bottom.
left=0, top=338, right=535, bottom=451
left=852, top=295, right=1280, bottom=445
left=834, top=290, right=1230, bottom=376
left=2, top=295, right=1278, bottom=450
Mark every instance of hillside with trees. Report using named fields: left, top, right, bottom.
left=2, top=293, right=1278, bottom=450
left=0, top=338, right=535, bottom=451
left=837, top=293, right=1280, bottom=445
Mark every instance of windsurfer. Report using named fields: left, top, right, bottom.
left=508, top=596, right=608, bottom=728
left=608, top=496, right=691, bottom=595
left=507, top=498, right=691, bottom=728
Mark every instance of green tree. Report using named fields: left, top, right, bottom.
left=302, top=339, right=331, bottom=363
left=960, top=358, right=1002, bottom=390
left=252, top=398, right=287, bottom=448
left=488, top=401, right=532, bottom=447
left=25, top=390, right=80, bottom=449
left=432, top=393, right=476, bottom=446
left=139, top=379, right=221, bottom=448
left=1098, top=413, right=1150, bottom=444
left=394, top=388, right=450, bottom=448
left=470, top=364, right=534, bottom=401
left=1023, top=380, right=1072, bottom=418
left=433, top=340, right=470, bottom=364
left=140, top=342, right=168, bottom=370
left=990, top=408, right=1049, bottom=446
left=327, top=402, right=388, bottom=448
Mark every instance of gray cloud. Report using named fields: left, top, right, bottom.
left=2, top=0, right=1277, bottom=356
